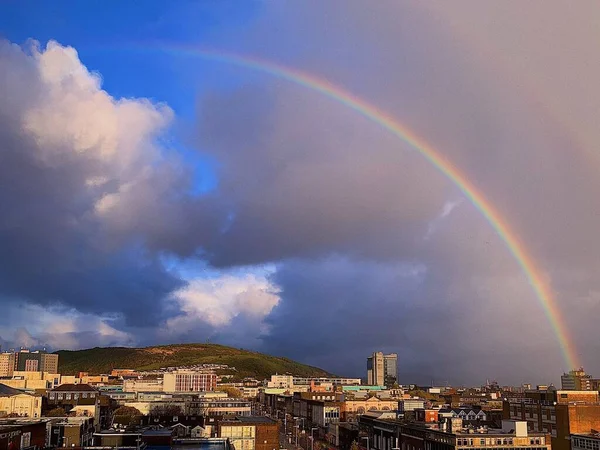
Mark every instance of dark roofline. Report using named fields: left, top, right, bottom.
left=52, top=383, right=98, bottom=392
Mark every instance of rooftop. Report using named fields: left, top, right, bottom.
left=0, top=383, right=30, bottom=397
left=220, top=416, right=277, bottom=424
left=52, top=383, right=97, bottom=392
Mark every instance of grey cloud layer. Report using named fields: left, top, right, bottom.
left=2, top=0, right=600, bottom=384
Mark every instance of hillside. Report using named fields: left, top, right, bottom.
left=55, top=343, right=332, bottom=380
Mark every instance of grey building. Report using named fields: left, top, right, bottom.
left=367, top=352, right=398, bottom=387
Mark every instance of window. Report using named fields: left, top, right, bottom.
left=480, top=439, right=485, bottom=445
left=561, top=394, right=568, bottom=399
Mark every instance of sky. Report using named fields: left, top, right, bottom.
left=1, top=1, right=600, bottom=385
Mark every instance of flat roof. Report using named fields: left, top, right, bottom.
left=221, top=416, right=277, bottom=424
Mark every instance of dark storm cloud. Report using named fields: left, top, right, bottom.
left=184, top=1, right=600, bottom=382
left=2, top=0, right=600, bottom=385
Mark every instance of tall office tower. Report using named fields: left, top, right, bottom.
left=367, top=352, right=398, bottom=386
left=383, top=353, right=398, bottom=386
left=14, top=350, right=59, bottom=373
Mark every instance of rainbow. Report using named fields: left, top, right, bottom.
left=117, top=43, right=578, bottom=369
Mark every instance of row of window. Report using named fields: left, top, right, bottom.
left=572, top=438, right=600, bottom=450
left=49, top=392, right=95, bottom=400
left=457, top=438, right=544, bottom=446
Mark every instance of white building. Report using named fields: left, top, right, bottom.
left=163, top=370, right=217, bottom=392
left=267, top=375, right=294, bottom=389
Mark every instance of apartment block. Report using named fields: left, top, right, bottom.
left=163, top=370, right=217, bottom=392
left=8, top=351, right=58, bottom=374
left=367, top=352, right=398, bottom=387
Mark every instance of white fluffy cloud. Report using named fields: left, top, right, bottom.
left=165, top=273, right=280, bottom=331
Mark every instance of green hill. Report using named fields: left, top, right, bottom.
left=55, top=343, right=332, bottom=380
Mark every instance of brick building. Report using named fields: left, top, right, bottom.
left=504, top=389, right=600, bottom=450
left=0, top=419, right=47, bottom=450
left=359, top=414, right=550, bottom=450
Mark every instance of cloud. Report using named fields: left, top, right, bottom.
left=0, top=39, right=185, bottom=325
left=163, top=271, right=279, bottom=332
left=186, top=1, right=600, bottom=381
left=2, top=0, right=600, bottom=384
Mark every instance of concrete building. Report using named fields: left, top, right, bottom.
left=0, top=354, right=15, bottom=378
left=12, top=351, right=58, bottom=374
left=218, top=416, right=278, bottom=450
left=367, top=353, right=397, bottom=387
left=186, top=398, right=253, bottom=417
left=48, top=417, right=96, bottom=447
left=267, top=375, right=294, bottom=389
left=123, top=378, right=164, bottom=392
left=398, top=398, right=425, bottom=412
left=562, top=368, right=594, bottom=391
left=47, top=384, right=99, bottom=416
left=293, top=377, right=362, bottom=386
left=163, top=370, right=217, bottom=392
left=572, top=433, right=600, bottom=450
left=0, top=384, right=42, bottom=418
left=504, top=389, right=600, bottom=450
left=340, top=397, right=399, bottom=422
left=1, top=372, right=61, bottom=391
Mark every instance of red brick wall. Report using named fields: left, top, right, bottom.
left=256, top=422, right=279, bottom=450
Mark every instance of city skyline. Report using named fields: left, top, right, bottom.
left=0, top=2, right=599, bottom=384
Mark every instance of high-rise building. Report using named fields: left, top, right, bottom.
left=13, top=350, right=59, bottom=374
left=367, top=352, right=398, bottom=386
left=561, top=368, right=593, bottom=390
left=384, top=353, right=398, bottom=386
left=0, top=352, right=15, bottom=377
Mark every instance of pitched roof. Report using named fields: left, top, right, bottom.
left=52, top=383, right=97, bottom=392
left=0, top=383, right=30, bottom=397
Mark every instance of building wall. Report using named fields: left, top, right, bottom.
left=220, top=424, right=256, bottom=450
left=40, top=354, right=59, bottom=374
left=572, top=434, right=600, bottom=450
left=0, top=421, right=47, bottom=450
left=267, top=375, right=294, bottom=389
left=341, top=398, right=398, bottom=422
left=0, top=354, right=15, bottom=378
left=255, top=422, right=279, bottom=450
left=367, top=353, right=385, bottom=386
left=163, top=371, right=217, bottom=392
left=383, top=354, right=398, bottom=386
left=505, top=394, right=600, bottom=450
left=123, top=379, right=164, bottom=392
left=0, top=394, right=42, bottom=418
